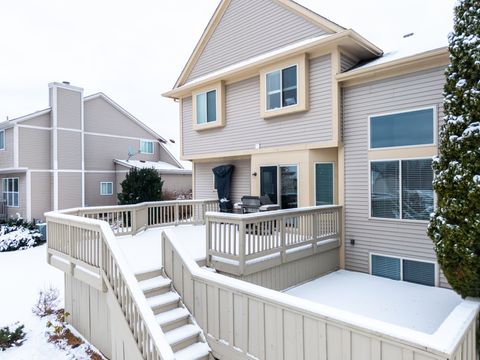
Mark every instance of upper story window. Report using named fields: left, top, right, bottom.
left=266, top=65, right=297, bottom=110
left=369, top=108, right=435, bottom=149
left=370, top=158, right=434, bottom=221
left=0, top=130, right=4, bottom=150
left=3, top=178, right=19, bottom=207
left=260, top=54, right=308, bottom=119
left=140, top=140, right=154, bottom=154
left=192, top=82, right=225, bottom=131
left=100, top=182, right=113, bottom=196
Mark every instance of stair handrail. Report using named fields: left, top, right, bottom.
left=46, top=211, right=175, bottom=360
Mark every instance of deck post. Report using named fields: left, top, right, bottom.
left=280, top=215, right=286, bottom=264
left=239, top=219, right=246, bottom=275
left=205, top=216, right=211, bottom=267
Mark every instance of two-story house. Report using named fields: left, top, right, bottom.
left=0, top=82, right=191, bottom=221
left=163, top=0, right=450, bottom=288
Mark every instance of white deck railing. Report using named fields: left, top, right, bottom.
left=163, top=230, right=479, bottom=360
left=46, top=199, right=217, bottom=360
left=205, top=205, right=342, bottom=275
left=62, top=199, right=219, bottom=235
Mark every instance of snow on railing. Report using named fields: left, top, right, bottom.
left=46, top=211, right=176, bottom=360
left=205, top=205, right=342, bottom=275
left=61, top=199, right=219, bottom=236
left=162, top=230, right=480, bottom=360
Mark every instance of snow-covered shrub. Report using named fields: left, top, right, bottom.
left=0, top=323, right=26, bottom=351
left=0, top=218, right=44, bottom=252
left=162, top=189, right=193, bottom=200
left=32, top=287, right=60, bottom=317
left=428, top=0, right=480, bottom=298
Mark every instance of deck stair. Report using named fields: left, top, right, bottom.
left=136, top=269, right=211, bottom=360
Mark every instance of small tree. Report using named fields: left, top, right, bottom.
left=428, top=0, right=480, bottom=298
left=118, top=168, right=164, bottom=205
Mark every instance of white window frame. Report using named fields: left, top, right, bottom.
left=100, top=182, right=113, bottom=196
left=368, top=157, right=435, bottom=223
left=265, top=64, right=298, bottom=112
left=368, top=106, right=437, bottom=151
left=192, top=82, right=225, bottom=131
left=314, top=162, right=335, bottom=206
left=0, top=129, right=5, bottom=151
left=369, top=252, right=439, bottom=287
left=2, top=177, right=19, bottom=207
left=139, top=139, right=154, bottom=154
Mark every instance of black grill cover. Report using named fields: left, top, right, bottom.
left=212, top=165, right=235, bottom=212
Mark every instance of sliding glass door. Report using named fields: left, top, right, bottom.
left=260, top=165, right=298, bottom=209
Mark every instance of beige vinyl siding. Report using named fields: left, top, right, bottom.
left=0, top=128, right=14, bottom=168
left=1, top=173, right=26, bottom=219
left=340, top=52, right=359, bottom=72
left=85, top=172, right=117, bottom=207
left=57, top=88, right=82, bottom=129
left=58, top=130, right=82, bottom=170
left=21, top=112, right=51, bottom=128
left=161, top=173, right=192, bottom=194
left=18, top=127, right=51, bottom=169
left=84, top=97, right=155, bottom=139
left=342, top=66, right=448, bottom=287
left=186, top=0, right=330, bottom=82
left=31, top=172, right=51, bottom=220
left=58, top=172, right=82, bottom=210
left=84, top=135, right=158, bottom=171
left=194, top=158, right=250, bottom=203
left=183, top=55, right=332, bottom=158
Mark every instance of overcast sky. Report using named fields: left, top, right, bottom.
left=0, top=0, right=455, bottom=161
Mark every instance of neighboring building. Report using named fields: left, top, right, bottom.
left=0, top=82, right=191, bottom=221
left=163, top=0, right=450, bottom=288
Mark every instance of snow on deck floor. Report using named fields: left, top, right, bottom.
left=285, top=270, right=462, bottom=334
left=117, top=225, right=206, bottom=275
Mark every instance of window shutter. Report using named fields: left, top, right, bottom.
left=371, top=255, right=401, bottom=280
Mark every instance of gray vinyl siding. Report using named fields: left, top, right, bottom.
left=57, top=88, right=82, bottom=130
left=31, top=172, right=51, bottom=220
left=1, top=173, right=26, bottom=220
left=187, top=0, right=330, bottom=82
left=19, top=128, right=51, bottom=170
left=58, top=130, right=82, bottom=170
left=21, top=112, right=51, bottom=128
left=0, top=128, right=14, bottom=168
left=340, top=52, right=359, bottom=72
left=84, top=97, right=155, bottom=139
left=342, top=66, right=449, bottom=287
left=194, top=158, right=251, bottom=203
left=85, top=172, right=117, bottom=207
left=183, top=55, right=332, bottom=157
left=58, top=172, right=82, bottom=210
left=84, top=135, right=158, bottom=171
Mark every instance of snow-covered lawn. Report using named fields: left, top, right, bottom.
left=285, top=270, right=462, bottom=334
left=0, top=245, right=103, bottom=359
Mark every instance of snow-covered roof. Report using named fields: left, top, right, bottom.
left=114, top=159, right=192, bottom=175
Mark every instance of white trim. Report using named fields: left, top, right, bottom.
left=0, top=129, right=5, bottom=151
left=368, top=106, right=437, bottom=151
left=313, top=162, right=335, bottom=205
left=100, top=181, right=114, bottom=196
left=50, top=85, right=59, bottom=211
left=83, top=92, right=166, bottom=142
left=368, top=157, right=435, bottom=223
left=0, top=108, right=51, bottom=129
left=265, top=63, right=299, bottom=112
left=139, top=139, right=155, bottom=154
left=13, top=126, right=19, bottom=167
left=369, top=252, right=439, bottom=287
left=84, top=131, right=158, bottom=142
left=26, top=170, right=31, bottom=219
left=17, top=124, right=52, bottom=131
left=80, top=88, right=85, bottom=207
left=2, top=177, right=20, bottom=208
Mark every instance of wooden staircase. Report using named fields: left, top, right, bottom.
left=136, top=270, right=211, bottom=360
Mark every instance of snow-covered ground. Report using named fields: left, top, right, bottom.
left=285, top=270, right=462, bottom=334
left=0, top=245, right=102, bottom=359
left=117, top=225, right=206, bottom=274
